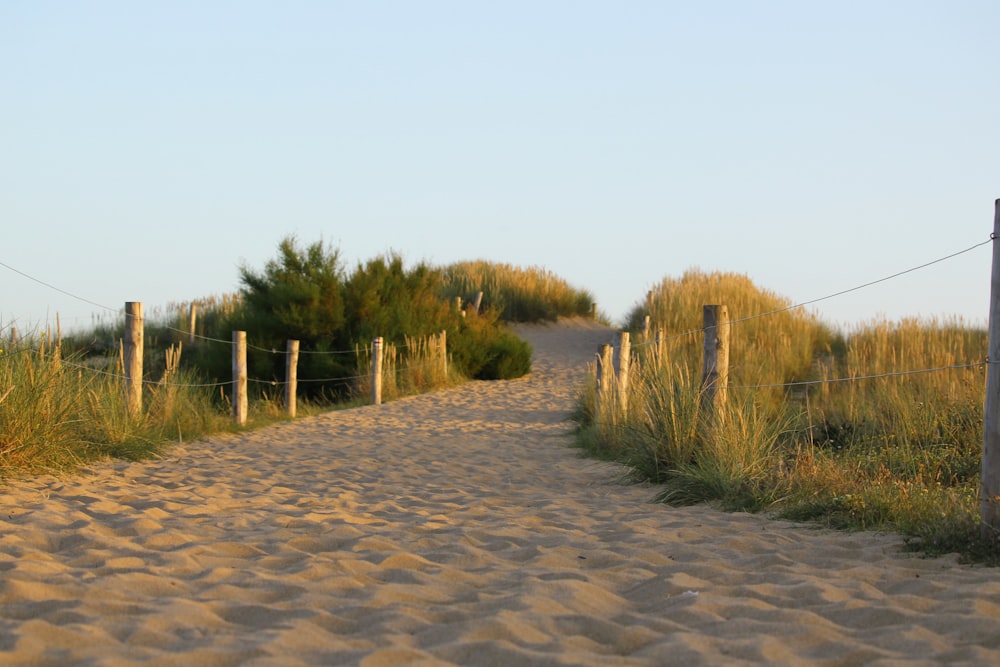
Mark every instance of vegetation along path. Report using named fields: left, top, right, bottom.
left=1, top=318, right=999, bottom=666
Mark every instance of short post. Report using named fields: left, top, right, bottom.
left=591, top=303, right=598, bottom=320
left=700, top=305, right=730, bottom=421
left=655, top=330, right=667, bottom=369
left=642, top=315, right=651, bottom=341
left=439, top=329, right=448, bottom=379
left=981, top=198, right=1000, bottom=539
left=232, top=330, right=248, bottom=425
left=188, top=303, right=197, bottom=343
left=618, top=331, right=631, bottom=417
left=9, top=326, right=17, bottom=347
left=595, top=343, right=614, bottom=417
left=371, top=337, right=384, bottom=405
left=285, top=339, right=299, bottom=418
left=473, top=291, right=484, bottom=314
left=123, top=301, right=143, bottom=417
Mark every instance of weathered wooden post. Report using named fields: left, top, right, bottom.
left=592, top=303, right=599, bottom=321
left=700, top=305, right=730, bottom=421
left=123, top=301, right=143, bottom=417
left=473, top=291, right=484, bottom=314
left=285, top=339, right=299, bottom=418
left=618, top=332, right=631, bottom=417
left=981, top=198, right=1000, bottom=539
left=655, top=330, right=667, bottom=370
left=595, top=343, right=614, bottom=418
left=371, top=337, right=384, bottom=405
left=188, top=303, right=197, bottom=343
left=232, top=330, right=248, bottom=425
left=642, top=315, right=651, bottom=341
left=439, top=329, right=448, bottom=380
left=9, top=326, right=17, bottom=347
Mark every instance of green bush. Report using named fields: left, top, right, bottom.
left=174, top=238, right=535, bottom=394
left=478, top=330, right=533, bottom=380
left=445, top=309, right=532, bottom=380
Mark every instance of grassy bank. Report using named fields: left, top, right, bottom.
left=575, top=269, right=996, bottom=562
left=1, top=249, right=597, bottom=479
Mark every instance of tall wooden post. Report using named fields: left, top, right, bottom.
left=618, top=332, right=631, bottom=417
left=371, top=337, right=384, bottom=405
left=285, top=339, right=299, bottom=418
left=700, top=305, right=730, bottom=421
left=981, top=199, right=1000, bottom=539
left=123, top=302, right=143, bottom=417
left=232, top=331, right=248, bottom=425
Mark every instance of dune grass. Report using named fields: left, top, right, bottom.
left=576, top=270, right=996, bottom=562
left=0, top=333, right=223, bottom=477
left=442, top=260, right=596, bottom=323
left=0, top=313, right=481, bottom=480
left=3, top=253, right=585, bottom=479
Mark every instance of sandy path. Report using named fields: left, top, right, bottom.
left=2, top=318, right=1000, bottom=666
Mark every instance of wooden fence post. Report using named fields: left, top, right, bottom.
left=285, top=339, right=299, bottom=418
left=473, top=291, right=484, bottom=314
left=592, top=303, right=599, bottom=321
left=595, top=343, right=614, bottom=417
left=188, top=303, right=197, bottom=343
left=123, top=301, right=143, bottom=417
left=981, top=198, right=1000, bottom=539
left=700, top=305, right=730, bottom=421
left=371, top=337, right=384, bottom=405
left=618, top=332, right=631, bottom=417
left=232, top=330, right=248, bottom=425
left=655, top=330, right=667, bottom=369
left=439, top=329, right=448, bottom=379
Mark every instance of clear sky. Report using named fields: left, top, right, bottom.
left=2, top=1, right=998, bottom=335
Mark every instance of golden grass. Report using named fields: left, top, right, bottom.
left=578, top=270, right=994, bottom=560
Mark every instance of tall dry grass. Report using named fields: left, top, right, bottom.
left=443, top=261, right=595, bottom=322
left=0, top=332, right=227, bottom=477
left=578, top=271, right=993, bottom=560
left=353, top=331, right=455, bottom=403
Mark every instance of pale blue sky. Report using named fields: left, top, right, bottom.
left=2, top=1, right=998, bottom=334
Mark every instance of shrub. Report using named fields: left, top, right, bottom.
left=446, top=309, right=532, bottom=380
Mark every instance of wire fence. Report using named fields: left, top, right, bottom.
left=1, top=233, right=995, bottom=393
left=608, top=235, right=993, bottom=392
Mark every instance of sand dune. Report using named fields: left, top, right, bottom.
left=2, top=317, right=1000, bottom=666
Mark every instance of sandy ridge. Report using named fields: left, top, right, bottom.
left=1, top=317, right=999, bottom=666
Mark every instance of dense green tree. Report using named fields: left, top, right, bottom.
left=343, top=253, right=456, bottom=344
left=238, top=237, right=346, bottom=346
left=234, top=237, right=350, bottom=394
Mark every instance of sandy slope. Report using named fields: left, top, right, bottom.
left=1, top=317, right=999, bottom=666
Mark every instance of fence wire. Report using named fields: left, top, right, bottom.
left=2, top=233, right=995, bottom=394
left=631, top=236, right=992, bottom=350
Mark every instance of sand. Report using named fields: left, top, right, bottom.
left=2, top=317, right=1000, bottom=666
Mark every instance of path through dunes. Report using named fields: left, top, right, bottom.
left=2, top=318, right=1000, bottom=666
